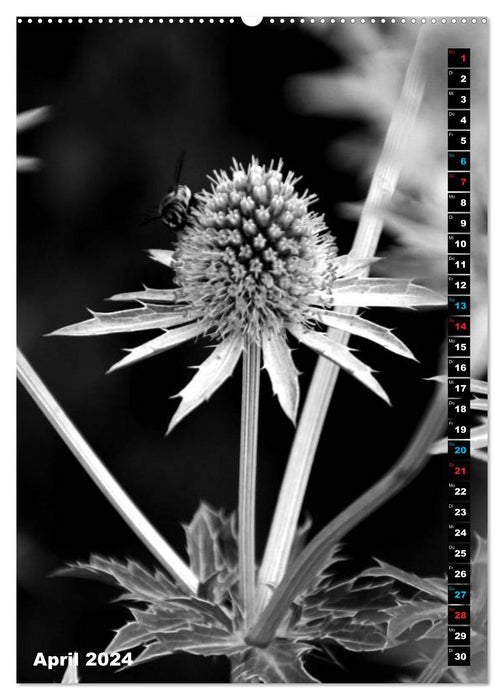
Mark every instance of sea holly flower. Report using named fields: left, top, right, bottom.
left=51, top=158, right=444, bottom=433
left=59, top=503, right=401, bottom=683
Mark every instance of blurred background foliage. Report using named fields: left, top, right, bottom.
left=17, top=20, right=486, bottom=682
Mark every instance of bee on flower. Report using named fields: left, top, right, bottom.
left=51, top=158, right=444, bottom=433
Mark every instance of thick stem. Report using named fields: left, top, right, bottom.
left=248, top=381, right=446, bottom=647
left=238, top=340, right=261, bottom=628
left=17, top=348, right=199, bottom=596
left=256, top=359, right=341, bottom=609
left=256, top=32, right=426, bottom=612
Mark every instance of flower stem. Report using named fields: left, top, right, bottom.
left=248, top=380, right=446, bottom=647
left=256, top=30, right=426, bottom=613
left=238, top=339, right=261, bottom=628
left=17, top=348, right=199, bottom=596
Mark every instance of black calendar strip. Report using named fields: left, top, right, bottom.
left=447, top=47, right=471, bottom=668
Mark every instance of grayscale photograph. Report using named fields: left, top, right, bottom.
left=17, top=15, right=488, bottom=684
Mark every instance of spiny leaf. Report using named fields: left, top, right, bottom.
left=292, top=328, right=390, bottom=404
left=316, top=310, right=416, bottom=360
left=107, top=592, right=242, bottom=662
left=294, top=575, right=397, bottom=653
left=360, top=559, right=446, bottom=600
left=166, top=596, right=234, bottom=631
left=50, top=304, right=193, bottom=336
left=167, top=335, right=243, bottom=434
left=184, top=504, right=225, bottom=583
left=262, top=333, right=300, bottom=424
left=133, top=630, right=244, bottom=665
left=231, top=641, right=319, bottom=683
left=385, top=599, right=446, bottom=640
left=107, top=321, right=205, bottom=372
left=183, top=503, right=237, bottom=588
left=301, top=576, right=395, bottom=620
left=106, top=596, right=234, bottom=655
left=353, top=560, right=449, bottom=643
left=57, top=555, right=179, bottom=602
left=106, top=619, right=168, bottom=655
left=108, top=287, right=180, bottom=303
left=107, top=608, right=187, bottom=654
left=148, top=248, right=175, bottom=268
left=334, top=255, right=381, bottom=278
left=321, top=620, right=392, bottom=653
left=331, top=278, right=445, bottom=308
left=419, top=621, right=446, bottom=641
left=182, top=503, right=239, bottom=606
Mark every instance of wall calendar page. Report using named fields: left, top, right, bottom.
left=17, top=15, right=488, bottom=684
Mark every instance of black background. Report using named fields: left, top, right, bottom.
left=17, top=19, right=483, bottom=683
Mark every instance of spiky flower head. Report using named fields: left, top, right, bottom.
left=52, top=158, right=444, bottom=432
left=175, top=158, right=338, bottom=342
